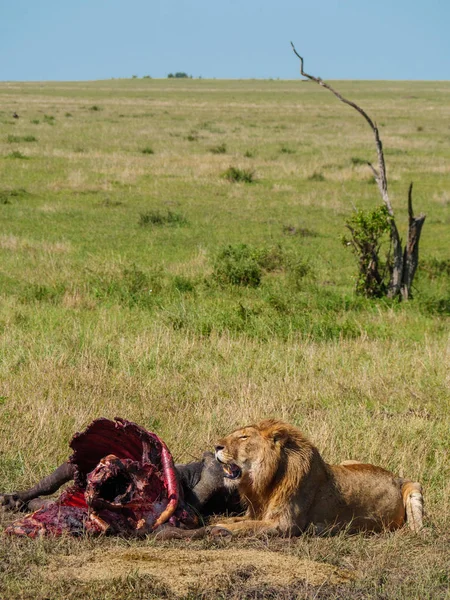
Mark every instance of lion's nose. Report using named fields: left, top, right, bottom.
left=215, top=445, right=224, bottom=453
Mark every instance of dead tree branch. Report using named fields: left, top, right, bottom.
left=291, top=43, right=425, bottom=300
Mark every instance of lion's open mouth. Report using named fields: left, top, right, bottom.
left=221, top=463, right=242, bottom=480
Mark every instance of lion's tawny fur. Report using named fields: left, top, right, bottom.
left=215, top=419, right=423, bottom=536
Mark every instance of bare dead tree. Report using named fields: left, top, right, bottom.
left=291, top=43, right=426, bottom=300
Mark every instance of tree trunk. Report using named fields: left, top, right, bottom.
left=400, top=183, right=426, bottom=300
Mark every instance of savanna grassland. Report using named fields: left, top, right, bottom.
left=0, top=77, right=449, bottom=599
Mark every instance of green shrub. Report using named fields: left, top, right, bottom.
left=222, top=166, right=255, bottom=183
left=89, top=265, right=163, bottom=307
left=90, top=105, right=102, bottom=111
left=342, top=205, right=391, bottom=297
left=213, top=244, right=262, bottom=287
left=141, top=146, right=154, bottom=155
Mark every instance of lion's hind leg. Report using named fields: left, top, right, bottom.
left=401, top=480, right=424, bottom=533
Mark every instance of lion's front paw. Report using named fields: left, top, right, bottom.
left=209, top=525, right=233, bottom=538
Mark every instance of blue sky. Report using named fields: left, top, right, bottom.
left=1, top=0, right=449, bottom=81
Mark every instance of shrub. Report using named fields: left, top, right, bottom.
left=43, top=115, right=55, bottom=124
left=31, top=119, right=40, bottom=124
left=342, top=205, right=391, bottom=297
left=280, top=145, right=295, bottom=154
left=89, top=265, right=163, bottom=308
left=141, top=147, right=154, bottom=155
left=222, top=167, right=255, bottom=183
left=244, top=150, right=255, bottom=158
left=90, top=105, right=102, bottom=111
left=213, top=244, right=262, bottom=287
left=139, top=210, right=187, bottom=227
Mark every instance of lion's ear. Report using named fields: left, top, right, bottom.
left=262, top=422, right=290, bottom=445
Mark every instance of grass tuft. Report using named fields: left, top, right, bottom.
left=0, top=188, right=28, bottom=204
left=6, top=151, right=28, bottom=159
left=308, top=172, right=325, bottom=182
left=222, top=166, right=255, bottom=183
left=210, top=143, right=227, bottom=154
left=7, top=135, right=37, bottom=143
left=139, top=209, right=187, bottom=226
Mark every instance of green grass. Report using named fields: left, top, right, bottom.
left=0, top=78, right=449, bottom=599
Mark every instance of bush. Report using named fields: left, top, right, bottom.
left=139, top=210, right=187, bottom=227
left=342, top=205, right=391, bottom=297
left=222, top=167, right=255, bottom=183
left=213, top=244, right=262, bottom=287
left=89, top=265, right=163, bottom=308
left=141, top=147, right=154, bottom=155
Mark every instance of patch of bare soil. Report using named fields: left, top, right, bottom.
left=44, top=546, right=355, bottom=596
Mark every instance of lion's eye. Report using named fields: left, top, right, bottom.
left=239, top=435, right=249, bottom=440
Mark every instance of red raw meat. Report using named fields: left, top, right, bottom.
left=6, top=418, right=198, bottom=537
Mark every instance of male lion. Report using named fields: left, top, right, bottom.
left=214, top=419, right=423, bottom=536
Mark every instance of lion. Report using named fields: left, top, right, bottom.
left=214, top=419, right=423, bottom=536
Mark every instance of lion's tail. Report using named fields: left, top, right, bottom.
left=399, top=479, right=424, bottom=533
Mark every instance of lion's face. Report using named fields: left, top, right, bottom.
left=215, top=421, right=283, bottom=483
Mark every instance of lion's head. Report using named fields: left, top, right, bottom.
left=215, top=419, right=314, bottom=495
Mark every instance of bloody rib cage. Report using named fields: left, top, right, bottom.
left=6, top=418, right=198, bottom=537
